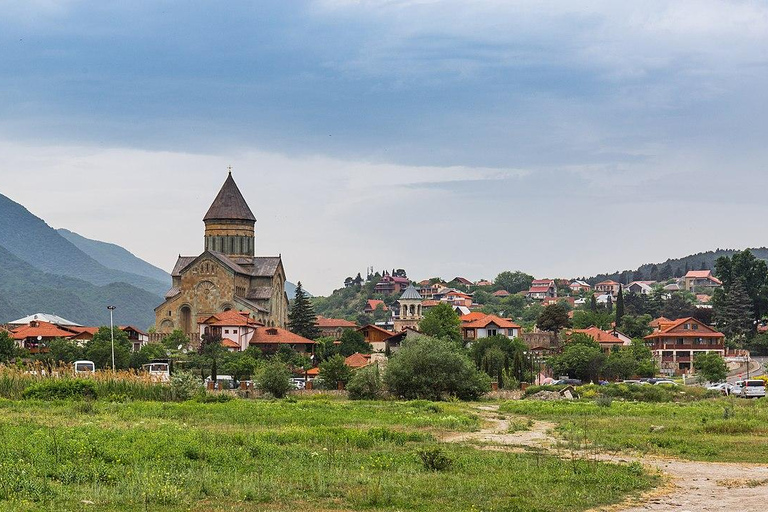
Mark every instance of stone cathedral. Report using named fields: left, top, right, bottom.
left=155, top=172, right=289, bottom=334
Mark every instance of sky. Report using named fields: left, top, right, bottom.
left=1, top=0, right=767, bottom=295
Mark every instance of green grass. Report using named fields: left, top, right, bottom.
left=500, top=397, right=768, bottom=463
left=0, top=398, right=657, bottom=511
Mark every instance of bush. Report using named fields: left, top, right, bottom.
left=417, top=447, right=453, bottom=472
left=384, top=336, right=491, bottom=401
left=22, top=379, right=97, bottom=400
left=319, top=355, right=353, bottom=389
left=347, top=364, right=383, bottom=400
left=170, top=371, right=202, bottom=401
left=257, top=361, right=292, bottom=398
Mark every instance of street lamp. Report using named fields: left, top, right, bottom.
left=107, top=306, right=116, bottom=371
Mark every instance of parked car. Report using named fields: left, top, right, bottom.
left=290, top=378, right=306, bottom=390
left=739, top=380, right=766, bottom=399
left=653, top=380, right=677, bottom=386
left=706, top=382, right=735, bottom=395
left=552, top=379, right=582, bottom=386
left=622, top=379, right=649, bottom=385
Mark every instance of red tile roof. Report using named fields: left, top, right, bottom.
left=365, top=299, right=388, bottom=311
left=249, top=326, right=316, bottom=345
left=463, top=314, right=521, bottom=329
left=492, top=290, right=511, bottom=297
left=644, top=317, right=724, bottom=339
left=570, top=327, right=624, bottom=344
left=357, top=324, right=394, bottom=337
left=344, top=352, right=372, bottom=369
left=221, top=338, right=241, bottom=349
left=316, top=316, right=358, bottom=328
left=596, top=280, right=620, bottom=286
left=528, top=286, right=552, bottom=293
left=685, top=270, right=722, bottom=284
left=11, top=321, right=77, bottom=340
left=422, top=300, right=440, bottom=307
left=460, top=312, right=488, bottom=322
left=201, top=310, right=262, bottom=327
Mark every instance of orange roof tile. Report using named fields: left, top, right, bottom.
left=344, top=352, right=372, bottom=368
left=365, top=299, right=388, bottom=311
left=644, top=317, right=724, bottom=339
left=221, top=338, right=241, bottom=349
left=570, top=327, right=624, bottom=344
left=11, top=321, right=78, bottom=340
left=460, top=312, right=488, bottom=322
left=201, top=310, right=262, bottom=327
left=248, top=326, right=315, bottom=345
left=463, top=314, right=521, bottom=329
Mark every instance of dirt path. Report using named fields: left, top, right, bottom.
left=443, top=405, right=768, bottom=512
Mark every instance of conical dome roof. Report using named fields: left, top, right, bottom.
left=203, top=172, right=256, bottom=222
left=399, top=284, right=422, bottom=301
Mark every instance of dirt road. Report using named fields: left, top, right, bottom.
left=444, top=405, right=768, bottom=512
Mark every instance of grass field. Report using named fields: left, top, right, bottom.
left=500, top=397, right=768, bottom=463
left=0, top=396, right=657, bottom=511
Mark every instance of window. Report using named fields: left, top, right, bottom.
left=224, top=330, right=229, bottom=334
left=232, top=329, right=238, bottom=334
left=487, top=329, right=497, bottom=337
left=692, top=324, right=699, bottom=330
left=684, top=323, right=690, bottom=330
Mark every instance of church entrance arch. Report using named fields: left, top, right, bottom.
left=180, top=305, right=193, bottom=334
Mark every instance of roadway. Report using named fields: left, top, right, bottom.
left=727, top=356, right=766, bottom=383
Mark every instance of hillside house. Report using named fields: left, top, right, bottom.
left=492, top=290, right=511, bottom=298
left=683, top=271, right=722, bottom=292
left=357, top=324, right=394, bottom=352
left=248, top=326, right=315, bottom=355
left=644, top=317, right=725, bottom=375
left=462, top=314, right=521, bottom=343
left=374, top=274, right=411, bottom=295
left=526, top=280, right=557, bottom=300
left=434, top=289, right=473, bottom=308
left=594, top=280, right=621, bottom=297
left=199, top=310, right=262, bottom=351
left=10, top=321, right=79, bottom=353
left=418, top=283, right=444, bottom=300
left=121, top=326, right=149, bottom=351
left=382, top=327, right=421, bottom=353
left=568, top=280, right=591, bottom=294
left=569, top=327, right=630, bottom=353
left=626, top=281, right=655, bottom=295
left=364, top=299, right=388, bottom=315
left=315, top=316, right=358, bottom=340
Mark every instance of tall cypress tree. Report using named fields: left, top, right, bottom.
left=615, top=285, right=625, bottom=325
left=288, top=281, right=321, bottom=340
left=715, top=278, right=754, bottom=340
left=590, top=294, right=598, bottom=313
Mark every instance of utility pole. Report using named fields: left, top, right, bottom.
left=107, top=305, right=116, bottom=371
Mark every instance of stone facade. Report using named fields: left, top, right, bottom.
left=154, top=173, right=289, bottom=334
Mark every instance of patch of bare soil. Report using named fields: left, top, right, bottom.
left=443, top=405, right=768, bottom=512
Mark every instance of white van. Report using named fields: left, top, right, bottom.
left=739, top=380, right=766, bottom=399
left=74, top=360, right=96, bottom=374
left=142, top=362, right=171, bottom=382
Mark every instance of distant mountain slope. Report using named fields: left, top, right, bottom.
left=0, top=194, right=166, bottom=296
left=285, top=281, right=311, bottom=298
left=57, top=228, right=170, bottom=284
left=0, top=244, right=158, bottom=327
left=585, top=248, right=768, bottom=285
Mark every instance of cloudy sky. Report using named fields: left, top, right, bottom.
left=1, top=0, right=767, bottom=295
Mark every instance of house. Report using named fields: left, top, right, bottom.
left=650, top=317, right=672, bottom=330
left=199, top=310, right=263, bottom=351
left=418, top=283, right=444, bottom=300
left=10, top=321, right=79, bottom=353
left=594, top=280, right=621, bottom=297
left=435, top=289, right=473, bottom=308
left=684, top=271, right=722, bottom=292
left=626, top=281, right=656, bottom=295
left=67, top=326, right=99, bottom=343
left=453, top=306, right=471, bottom=316
left=568, top=280, right=591, bottom=294
left=521, top=331, right=559, bottom=356
left=364, top=299, right=388, bottom=315
left=7, top=313, right=81, bottom=328
left=345, top=352, right=372, bottom=369
left=452, top=277, right=473, bottom=286
left=569, top=327, right=631, bottom=353
left=492, top=290, right=511, bottom=298
left=357, top=324, right=395, bottom=352
left=461, top=314, right=521, bottom=343
left=526, top=280, right=557, bottom=300
left=315, top=316, right=358, bottom=340
left=644, top=317, right=725, bottom=375
left=475, top=280, right=493, bottom=287
left=383, top=327, right=422, bottom=353
left=664, top=281, right=682, bottom=292
left=374, top=273, right=411, bottom=295
left=120, top=326, right=149, bottom=352
left=248, top=325, right=315, bottom=355
left=542, top=297, right=575, bottom=308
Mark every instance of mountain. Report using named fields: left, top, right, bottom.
left=0, top=194, right=166, bottom=296
left=585, top=248, right=768, bottom=285
left=57, top=228, right=170, bottom=284
left=0, top=244, right=159, bottom=327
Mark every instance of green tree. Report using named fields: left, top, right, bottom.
left=160, top=329, right=190, bottom=351
left=615, top=285, right=625, bottom=325
left=199, top=332, right=226, bottom=382
left=590, top=294, right=598, bottom=313
left=714, top=249, right=768, bottom=322
left=222, top=353, right=260, bottom=381
left=469, top=334, right=528, bottom=387
left=494, top=271, right=534, bottom=294
left=129, top=343, right=168, bottom=369
left=338, top=329, right=372, bottom=357
left=548, top=343, right=605, bottom=383
left=602, top=349, right=638, bottom=381
left=257, top=360, right=292, bottom=398
left=314, top=336, right=338, bottom=362
left=619, top=314, right=653, bottom=339
left=288, top=281, right=321, bottom=340
left=384, top=336, right=491, bottom=400
left=572, top=310, right=613, bottom=330
left=318, top=354, right=353, bottom=388
left=419, top=303, right=462, bottom=345
left=536, top=304, right=571, bottom=335
left=661, top=293, right=697, bottom=320
left=47, top=337, right=83, bottom=364
left=0, top=330, right=18, bottom=363
left=714, top=278, right=755, bottom=341
left=693, top=352, right=727, bottom=383
left=85, top=327, right=131, bottom=369
left=346, top=364, right=383, bottom=400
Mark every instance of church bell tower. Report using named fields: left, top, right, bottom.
left=203, top=170, right=256, bottom=259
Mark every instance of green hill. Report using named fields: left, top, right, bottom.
left=0, top=244, right=159, bottom=328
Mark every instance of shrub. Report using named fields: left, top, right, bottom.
left=595, top=395, right=613, bottom=408
left=417, top=447, right=453, bottom=472
left=319, top=355, right=353, bottom=389
left=257, top=360, right=292, bottom=398
left=384, top=336, right=490, bottom=401
left=22, top=379, right=97, bottom=400
left=170, top=371, right=202, bottom=401
left=347, top=364, right=383, bottom=400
